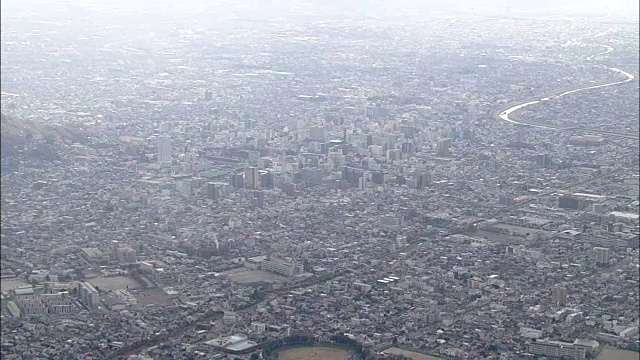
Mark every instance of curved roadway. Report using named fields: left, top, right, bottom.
left=494, top=37, right=639, bottom=140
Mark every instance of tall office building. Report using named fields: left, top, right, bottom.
left=309, top=126, right=327, bottom=142
left=157, top=135, right=172, bottom=163
left=358, top=176, right=367, bottom=190
left=437, top=138, right=452, bottom=157
left=416, top=172, right=432, bottom=189
left=366, top=134, right=373, bottom=147
left=244, top=167, right=260, bottom=190
left=551, top=286, right=567, bottom=306
left=260, top=172, right=274, bottom=189
left=401, top=141, right=415, bottom=156
left=386, top=149, right=401, bottom=161
left=536, top=153, right=551, bottom=168
left=231, top=174, right=245, bottom=189
left=342, top=166, right=364, bottom=185
left=593, top=247, right=610, bottom=265
left=205, top=182, right=215, bottom=199
left=77, top=282, right=99, bottom=309
left=365, top=104, right=382, bottom=119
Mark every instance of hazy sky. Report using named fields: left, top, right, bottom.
left=1, top=0, right=638, bottom=19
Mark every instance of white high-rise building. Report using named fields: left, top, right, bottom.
left=77, top=282, right=99, bottom=309
left=157, top=135, right=172, bottom=163
left=244, top=167, right=259, bottom=190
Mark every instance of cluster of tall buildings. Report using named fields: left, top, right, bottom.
left=205, top=181, right=229, bottom=201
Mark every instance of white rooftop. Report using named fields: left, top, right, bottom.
left=609, top=211, right=639, bottom=220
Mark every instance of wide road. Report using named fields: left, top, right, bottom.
left=493, top=35, right=639, bottom=140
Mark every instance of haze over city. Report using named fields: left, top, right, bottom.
left=1, top=1, right=639, bottom=360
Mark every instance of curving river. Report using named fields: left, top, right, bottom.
left=496, top=38, right=637, bottom=132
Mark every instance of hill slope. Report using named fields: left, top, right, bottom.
left=1, top=113, right=91, bottom=162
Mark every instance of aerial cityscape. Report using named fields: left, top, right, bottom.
left=0, top=1, right=639, bottom=359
